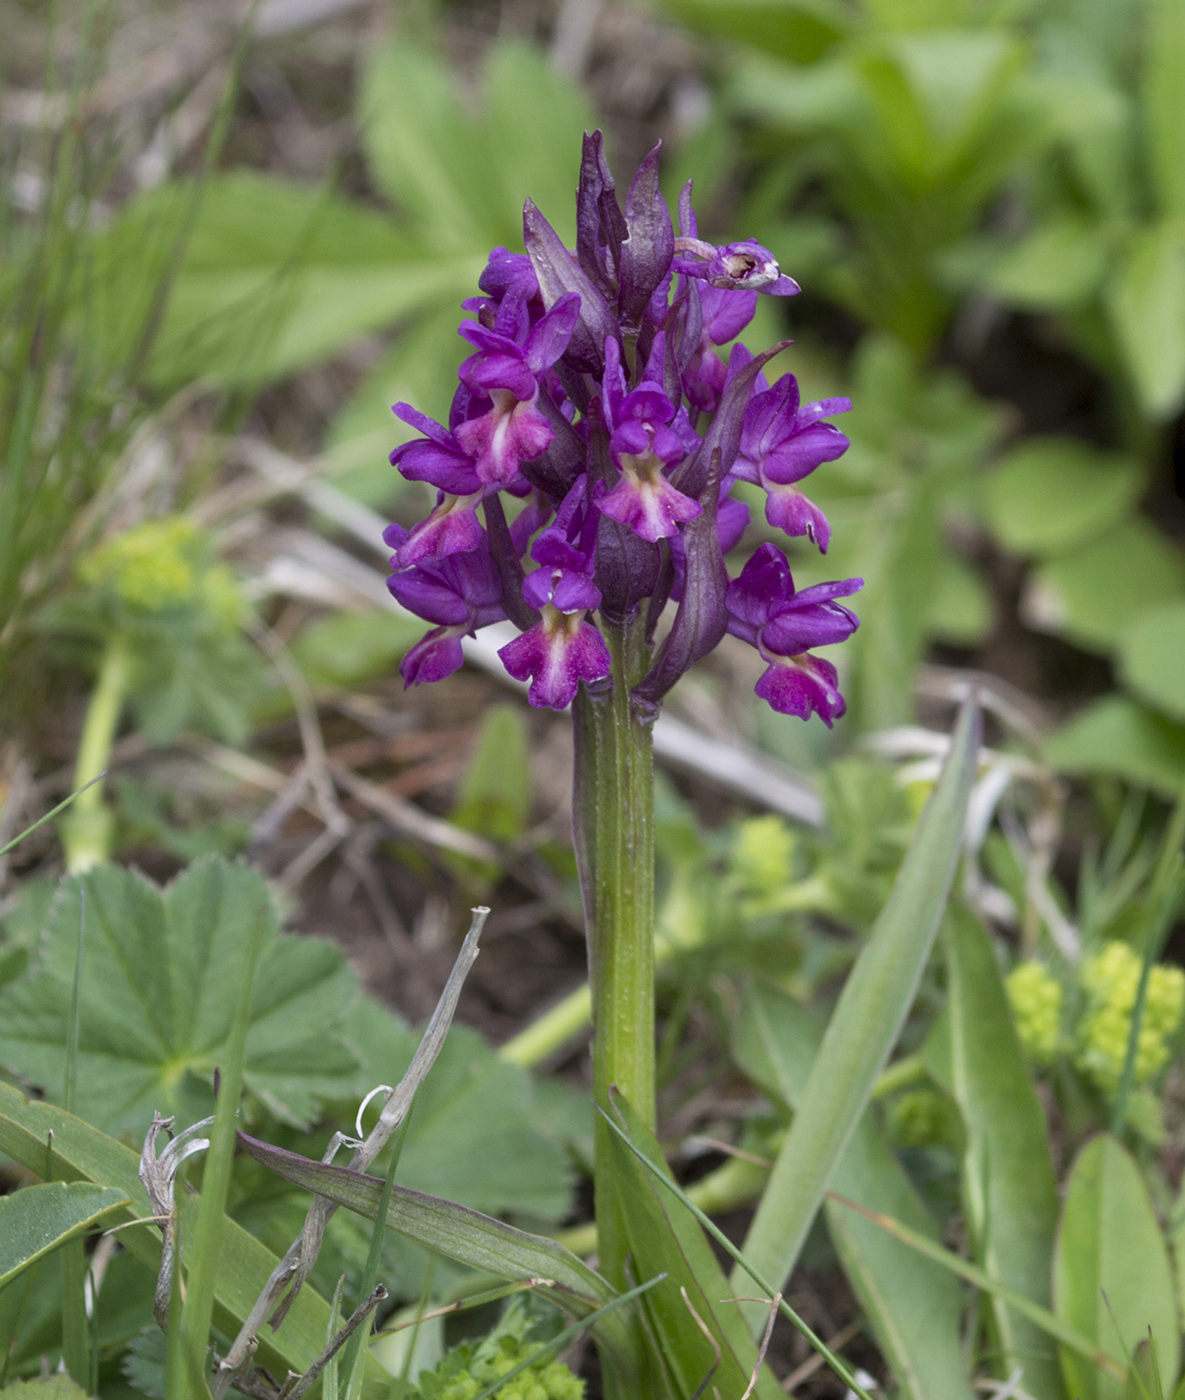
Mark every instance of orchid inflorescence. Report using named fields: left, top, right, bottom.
left=384, top=133, right=862, bottom=725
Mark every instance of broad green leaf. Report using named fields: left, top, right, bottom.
left=0, top=1082, right=345, bottom=1385
left=0, top=1378, right=92, bottom=1400
left=605, top=1093, right=783, bottom=1400
left=1106, top=223, right=1185, bottom=420
left=0, top=858, right=360, bottom=1136
left=345, top=1002, right=574, bottom=1224
left=928, top=548, right=993, bottom=645
left=1119, top=601, right=1185, bottom=723
left=1046, top=697, right=1185, bottom=798
left=451, top=704, right=533, bottom=845
left=735, top=699, right=979, bottom=1322
left=734, top=983, right=974, bottom=1400
left=981, top=439, right=1143, bottom=558
left=1054, top=1134, right=1179, bottom=1400
left=1024, top=520, right=1185, bottom=653
left=658, top=0, right=854, bottom=63
left=0, top=1182, right=128, bottom=1288
left=976, top=221, right=1108, bottom=310
left=946, top=908, right=1064, bottom=1400
left=1142, top=0, right=1185, bottom=219
left=101, top=173, right=465, bottom=387
left=290, top=610, right=424, bottom=690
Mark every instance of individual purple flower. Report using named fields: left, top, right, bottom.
left=499, top=562, right=610, bottom=709
left=726, top=543, right=862, bottom=726
left=673, top=236, right=800, bottom=296
left=385, top=526, right=506, bottom=686
left=453, top=294, right=581, bottom=488
left=597, top=339, right=702, bottom=542
left=731, top=373, right=852, bottom=552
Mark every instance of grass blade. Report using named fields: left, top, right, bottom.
left=177, top=870, right=270, bottom=1397
left=735, top=696, right=980, bottom=1325
left=60, top=891, right=90, bottom=1388
left=0, top=773, right=107, bottom=859
left=598, top=1107, right=876, bottom=1400
left=827, top=1193, right=1125, bottom=1381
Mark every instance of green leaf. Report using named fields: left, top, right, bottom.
left=975, top=221, right=1109, bottom=310
left=604, top=1093, right=783, bottom=1400
left=928, top=548, right=993, bottom=645
left=0, top=1378, right=93, bottom=1400
left=451, top=703, right=532, bottom=845
left=1054, top=1134, right=1179, bottom=1400
left=1142, top=0, right=1185, bottom=219
left=733, top=983, right=974, bottom=1400
left=345, top=1000, right=574, bottom=1224
left=0, top=858, right=360, bottom=1136
left=1119, top=601, right=1185, bottom=723
left=945, top=907, right=1064, bottom=1400
left=289, top=610, right=424, bottom=690
left=1024, top=520, right=1185, bottom=653
left=0, top=1082, right=345, bottom=1386
left=981, top=438, right=1144, bottom=558
left=1106, top=223, right=1185, bottom=420
left=734, top=699, right=979, bottom=1322
left=232, top=1131, right=646, bottom=1391
left=657, top=0, right=854, bottom=63
left=1046, top=697, right=1185, bottom=798
left=0, top=1182, right=128, bottom=1289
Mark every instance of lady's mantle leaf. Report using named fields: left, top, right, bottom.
left=0, top=856, right=360, bottom=1136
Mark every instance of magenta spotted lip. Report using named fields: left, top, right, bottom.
left=384, top=131, right=862, bottom=721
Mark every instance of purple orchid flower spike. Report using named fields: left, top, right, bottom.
left=726, top=543, right=862, bottom=725
left=731, top=373, right=852, bottom=552
left=384, top=131, right=861, bottom=729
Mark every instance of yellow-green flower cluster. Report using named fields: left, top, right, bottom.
left=886, top=1089, right=959, bottom=1149
left=420, top=1337, right=584, bottom=1400
left=1074, top=941, right=1185, bottom=1095
left=1006, top=961, right=1063, bottom=1064
left=729, top=815, right=795, bottom=900
left=80, top=518, right=201, bottom=611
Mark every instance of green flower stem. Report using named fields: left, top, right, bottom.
left=62, top=633, right=131, bottom=873
left=573, top=616, right=655, bottom=1287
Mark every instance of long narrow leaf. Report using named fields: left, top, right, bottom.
left=0, top=1183, right=127, bottom=1289
left=827, top=1193, right=1124, bottom=1381
left=945, top=907, right=1064, bottom=1400
left=735, top=697, right=980, bottom=1325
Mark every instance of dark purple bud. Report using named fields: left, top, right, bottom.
left=618, top=143, right=674, bottom=333
left=586, top=399, right=660, bottom=622
left=482, top=492, right=538, bottom=631
left=523, top=199, right=619, bottom=374
left=632, top=450, right=730, bottom=720
left=576, top=131, right=628, bottom=295
left=479, top=247, right=540, bottom=302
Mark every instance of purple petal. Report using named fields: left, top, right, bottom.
left=717, top=491, right=750, bottom=554
left=498, top=612, right=611, bottom=710
left=387, top=569, right=471, bottom=626
left=762, top=482, right=833, bottom=552
left=395, top=494, right=486, bottom=567
left=701, top=285, right=758, bottom=345
left=400, top=628, right=467, bottom=687
left=763, top=598, right=859, bottom=654
left=792, top=576, right=864, bottom=607
left=724, top=542, right=791, bottom=632
left=391, top=438, right=483, bottom=495
left=524, top=293, right=581, bottom=375
left=597, top=469, right=701, bottom=542
left=454, top=398, right=555, bottom=488
left=392, top=402, right=456, bottom=449
left=479, top=247, right=539, bottom=301
left=754, top=653, right=845, bottom=726
left=759, top=423, right=850, bottom=487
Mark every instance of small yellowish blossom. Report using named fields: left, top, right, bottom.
left=1006, top=961, right=1063, bottom=1064
left=79, top=518, right=199, bottom=612
left=1074, top=941, right=1185, bottom=1095
left=729, top=815, right=795, bottom=899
